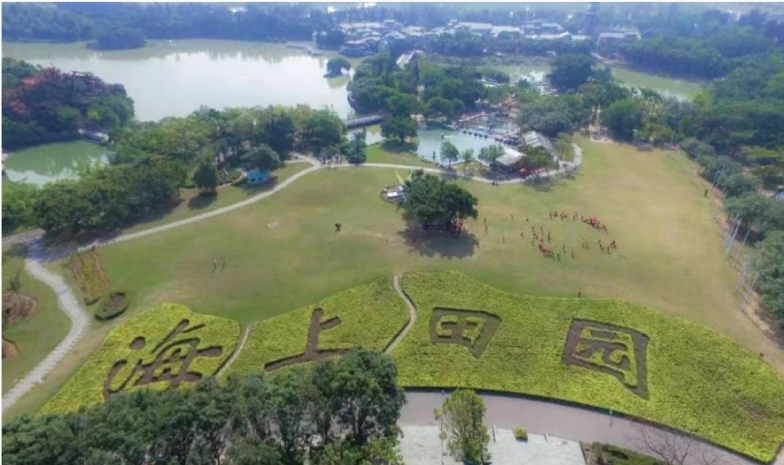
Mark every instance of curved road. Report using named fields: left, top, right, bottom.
left=402, top=391, right=783, bottom=465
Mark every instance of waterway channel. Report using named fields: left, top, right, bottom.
left=3, top=39, right=702, bottom=182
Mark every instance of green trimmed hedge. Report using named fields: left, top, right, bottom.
left=223, top=276, right=410, bottom=379
left=391, top=271, right=784, bottom=463
left=513, top=428, right=528, bottom=441
left=41, top=304, right=240, bottom=415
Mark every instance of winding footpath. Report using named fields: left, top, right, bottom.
left=385, top=275, right=417, bottom=353
left=2, top=241, right=91, bottom=411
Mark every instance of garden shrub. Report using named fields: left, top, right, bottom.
left=435, top=315, right=458, bottom=337
left=513, top=428, right=527, bottom=441
left=223, top=276, right=410, bottom=380
left=390, top=271, right=784, bottom=462
left=462, top=316, right=485, bottom=346
left=592, top=443, right=664, bottom=465
left=94, top=291, right=129, bottom=321
left=41, top=303, right=240, bottom=415
left=67, top=251, right=109, bottom=305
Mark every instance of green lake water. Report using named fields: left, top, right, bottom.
left=2, top=40, right=354, bottom=122
left=3, top=141, right=109, bottom=186
left=2, top=39, right=702, bottom=183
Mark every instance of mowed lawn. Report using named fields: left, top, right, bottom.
left=119, top=162, right=312, bottom=235
left=79, top=137, right=784, bottom=374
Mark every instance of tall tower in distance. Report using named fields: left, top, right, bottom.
left=585, top=2, right=600, bottom=38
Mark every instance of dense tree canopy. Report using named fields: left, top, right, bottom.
left=1, top=349, right=406, bottom=465
left=325, top=57, right=351, bottom=78
left=2, top=58, right=134, bottom=150
left=603, top=98, right=644, bottom=141
left=90, top=27, right=146, bottom=51
left=548, top=54, right=595, bottom=91
left=399, top=170, right=478, bottom=231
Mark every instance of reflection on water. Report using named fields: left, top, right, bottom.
left=3, top=40, right=353, bottom=121
left=417, top=129, right=505, bottom=163
left=4, top=140, right=109, bottom=186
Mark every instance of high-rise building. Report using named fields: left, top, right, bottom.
left=585, top=2, right=599, bottom=38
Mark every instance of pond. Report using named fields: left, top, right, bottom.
left=353, top=125, right=505, bottom=164
left=496, top=63, right=703, bottom=101
left=3, top=140, right=109, bottom=186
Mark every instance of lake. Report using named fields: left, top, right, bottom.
left=2, top=40, right=355, bottom=122
left=2, top=39, right=702, bottom=183
left=3, top=141, right=109, bottom=186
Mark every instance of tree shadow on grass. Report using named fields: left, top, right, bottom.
left=396, top=227, right=479, bottom=259
left=234, top=176, right=282, bottom=198
left=187, top=192, right=218, bottom=211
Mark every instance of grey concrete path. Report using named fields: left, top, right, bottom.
left=402, top=392, right=782, bottom=465
left=385, top=275, right=417, bottom=353
left=2, top=241, right=91, bottom=412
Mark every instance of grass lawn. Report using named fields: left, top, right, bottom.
left=366, top=145, right=434, bottom=168
left=1, top=247, right=70, bottom=395
left=26, top=137, right=784, bottom=417
left=120, top=162, right=311, bottom=235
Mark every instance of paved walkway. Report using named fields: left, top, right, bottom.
left=2, top=241, right=91, bottom=412
left=402, top=392, right=782, bottom=465
left=385, top=275, right=417, bottom=353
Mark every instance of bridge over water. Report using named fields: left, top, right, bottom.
left=344, top=113, right=385, bottom=129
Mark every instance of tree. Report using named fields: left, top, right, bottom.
left=521, top=146, right=553, bottom=171
left=435, top=389, right=490, bottom=465
left=440, top=140, right=459, bottom=166
left=399, top=171, right=478, bottom=230
left=755, top=231, right=784, bottom=321
left=2, top=182, right=40, bottom=232
left=424, top=97, right=453, bottom=120
left=478, top=145, right=504, bottom=169
left=461, top=149, right=474, bottom=173
left=193, top=156, right=219, bottom=195
left=631, top=421, right=722, bottom=465
left=242, top=144, right=281, bottom=172
left=548, top=54, right=595, bottom=91
left=724, top=193, right=769, bottom=228
left=603, top=98, right=643, bottom=141
left=553, top=133, right=575, bottom=162
left=344, top=131, right=367, bottom=164
left=381, top=116, right=417, bottom=144
left=325, top=57, right=351, bottom=78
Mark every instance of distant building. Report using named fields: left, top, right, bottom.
left=521, top=131, right=555, bottom=156
left=584, top=2, right=600, bottom=37
left=598, top=29, right=642, bottom=45
left=774, top=189, right=784, bottom=201
left=457, top=22, right=494, bottom=37
left=497, top=147, right=526, bottom=170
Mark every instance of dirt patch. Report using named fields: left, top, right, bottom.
left=103, top=319, right=224, bottom=400
left=562, top=319, right=650, bottom=399
left=2, top=292, right=38, bottom=324
left=264, top=308, right=350, bottom=372
left=429, top=308, right=501, bottom=358
left=2, top=337, right=18, bottom=359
